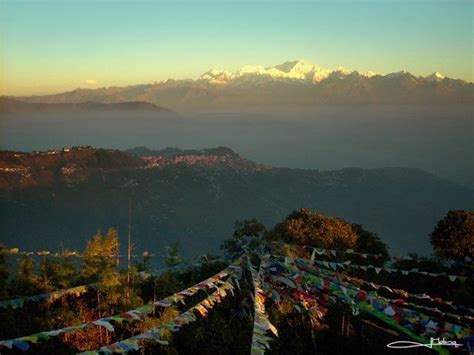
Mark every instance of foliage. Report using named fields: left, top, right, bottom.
left=12, top=254, right=40, bottom=296
left=38, top=256, right=78, bottom=291
left=3, top=147, right=473, bottom=262
left=221, top=219, right=266, bottom=258
left=0, top=227, right=231, bottom=351
left=135, top=251, right=153, bottom=272
left=392, top=253, right=444, bottom=272
left=0, top=244, right=9, bottom=298
left=169, top=276, right=253, bottom=355
left=430, top=210, right=474, bottom=261
left=82, top=228, right=120, bottom=282
left=267, top=209, right=389, bottom=256
left=164, top=241, right=183, bottom=268
left=0, top=212, right=472, bottom=354
left=267, top=208, right=359, bottom=249
left=352, top=224, right=389, bottom=259
left=82, top=227, right=125, bottom=315
left=132, top=306, right=180, bottom=338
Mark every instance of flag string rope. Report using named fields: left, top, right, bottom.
left=0, top=282, right=97, bottom=310
left=268, top=241, right=472, bottom=266
left=269, top=242, right=472, bottom=281
left=0, top=258, right=224, bottom=310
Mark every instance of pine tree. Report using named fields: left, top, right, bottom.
left=14, top=254, right=39, bottom=296
left=221, top=219, right=266, bottom=258
left=164, top=241, right=183, bottom=268
left=39, top=255, right=78, bottom=291
left=0, top=244, right=10, bottom=298
left=430, top=210, right=474, bottom=261
left=83, top=228, right=120, bottom=281
left=82, top=228, right=122, bottom=313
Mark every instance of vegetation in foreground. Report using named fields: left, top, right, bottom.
left=0, top=209, right=472, bottom=354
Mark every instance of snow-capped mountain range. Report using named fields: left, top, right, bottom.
left=199, top=60, right=381, bottom=84
left=10, top=60, right=472, bottom=111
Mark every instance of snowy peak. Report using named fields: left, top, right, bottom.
left=385, top=70, right=411, bottom=78
left=273, top=60, right=307, bottom=73
left=425, top=72, right=445, bottom=82
left=237, top=65, right=268, bottom=76
left=199, top=69, right=233, bottom=84
left=362, top=71, right=380, bottom=78
left=272, top=60, right=315, bottom=76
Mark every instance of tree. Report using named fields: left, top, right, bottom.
left=13, top=254, right=39, bottom=295
left=37, top=255, right=79, bottom=291
left=82, top=228, right=122, bottom=312
left=221, top=219, right=266, bottom=258
left=268, top=209, right=358, bottom=250
left=164, top=241, right=183, bottom=268
left=430, top=210, right=474, bottom=261
left=267, top=209, right=389, bottom=255
left=83, top=228, right=120, bottom=281
left=135, top=251, right=153, bottom=273
left=0, top=244, right=9, bottom=298
left=352, top=224, right=389, bottom=259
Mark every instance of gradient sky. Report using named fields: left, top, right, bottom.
left=1, top=0, right=472, bottom=96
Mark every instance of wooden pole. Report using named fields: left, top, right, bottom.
left=341, top=313, right=345, bottom=336
left=116, top=233, right=120, bottom=268
left=127, top=198, right=131, bottom=286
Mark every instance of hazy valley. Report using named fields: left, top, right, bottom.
left=1, top=147, right=472, bottom=261
left=1, top=99, right=472, bottom=189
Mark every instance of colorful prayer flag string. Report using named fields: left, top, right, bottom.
left=249, top=256, right=278, bottom=354
left=81, top=267, right=243, bottom=354
left=0, top=263, right=240, bottom=351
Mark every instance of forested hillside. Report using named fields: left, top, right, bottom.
left=0, top=147, right=472, bottom=257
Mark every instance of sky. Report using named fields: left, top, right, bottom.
left=0, top=0, right=472, bottom=96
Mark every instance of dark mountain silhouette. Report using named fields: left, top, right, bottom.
left=1, top=147, right=472, bottom=259
left=0, top=97, right=173, bottom=115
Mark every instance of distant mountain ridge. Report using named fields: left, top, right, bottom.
left=8, top=60, right=472, bottom=110
left=0, top=97, right=173, bottom=114
left=127, top=146, right=240, bottom=158
left=0, top=146, right=472, bottom=257
left=0, top=146, right=265, bottom=190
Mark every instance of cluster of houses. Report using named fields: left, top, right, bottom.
left=31, top=146, right=94, bottom=155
